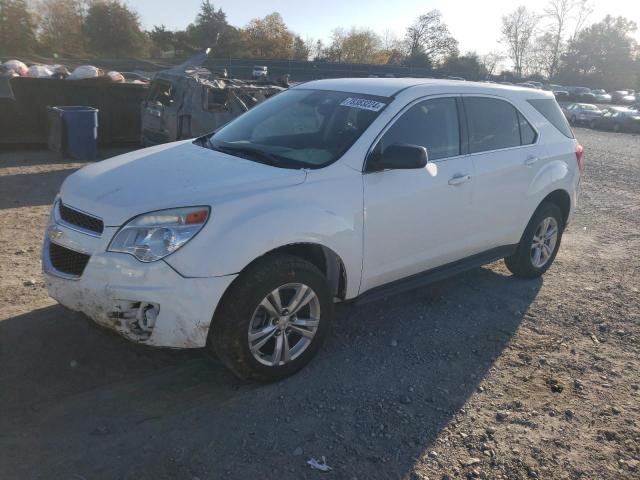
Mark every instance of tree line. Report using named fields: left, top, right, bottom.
left=0, top=0, right=638, bottom=89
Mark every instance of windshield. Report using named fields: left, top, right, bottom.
left=204, top=89, right=389, bottom=169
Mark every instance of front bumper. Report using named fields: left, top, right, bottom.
left=42, top=214, right=236, bottom=348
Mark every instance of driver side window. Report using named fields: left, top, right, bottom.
left=378, top=97, right=461, bottom=161
left=251, top=103, right=324, bottom=139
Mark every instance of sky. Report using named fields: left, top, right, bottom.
left=128, top=0, right=640, bottom=55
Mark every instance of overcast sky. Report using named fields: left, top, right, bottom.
left=128, top=0, right=640, bottom=54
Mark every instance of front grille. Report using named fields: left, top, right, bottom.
left=59, top=202, right=103, bottom=234
left=49, top=243, right=91, bottom=277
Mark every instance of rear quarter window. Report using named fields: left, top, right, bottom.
left=528, top=98, right=574, bottom=138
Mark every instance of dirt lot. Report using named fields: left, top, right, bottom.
left=1, top=129, right=639, bottom=480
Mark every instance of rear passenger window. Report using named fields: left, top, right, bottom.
left=378, top=97, right=460, bottom=161
left=527, top=98, right=574, bottom=138
left=464, top=97, right=520, bottom=153
left=518, top=112, right=537, bottom=145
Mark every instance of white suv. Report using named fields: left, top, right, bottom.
left=43, top=79, right=583, bottom=381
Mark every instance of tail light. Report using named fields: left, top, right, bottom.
left=576, top=144, right=584, bottom=173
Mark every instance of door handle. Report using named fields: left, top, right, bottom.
left=448, top=174, right=471, bottom=186
left=525, top=155, right=539, bottom=166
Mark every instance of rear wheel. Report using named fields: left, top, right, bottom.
left=570, top=115, right=577, bottom=125
left=505, top=202, right=564, bottom=278
left=209, top=254, right=333, bottom=382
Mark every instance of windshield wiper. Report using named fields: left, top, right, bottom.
left=212, top=143, right=282, bottom=167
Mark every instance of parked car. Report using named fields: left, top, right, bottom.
left=568, top=86, right=596, bottom=102
left=527, top=81, right=543, bottom=89
left=610, top=90, right=636, bottom=105
left=562, top=103, right=603, bottom=126
left=252, top=65, right=268, bottom=79
left=590, top=106, right=640, bottom=132
left=591, top=89, right=611, bottom=103
left=516, top=82, right=537, bottom=89
left=42, top=79, right=583, bottom=381
left=548, top=85, right=570, bottom=101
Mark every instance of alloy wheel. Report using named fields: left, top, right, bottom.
left=530, top=216, right=558, bottom=268
left=248, top=283, right=320, bottom=367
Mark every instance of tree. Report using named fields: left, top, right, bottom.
left=559, top=15, right=638, bottom=89
left=405, top=10, right=458, bottom=65
left=39, top=0, right=85, bottom=54
left=481, top=51, right=506, bottom=77
left=569, top=0, right=593, bottom=43
left=324, top=28, right=347, bottom=62
left=292, top=35, right=310, bottom=60
left=527, top=32, right=556, bottom=77
left=149, top=25, right=175, bottom=55
left=186, top=1, right=241, bottom=55
left=84, top=0, right=147, bottom=57
left=379, top=31, right=406, bottom=65
left=543, top=0, right=573, bottom=79
left=341, top=28, right=381, bottom=63
left=241, top=12, right=297, bottom=59
left=441, top=52, right=488, bottom=80
left=0, top=0, right=37, bottom=55
left=312, top=39, right=325, bottom=61
left=501, top=6, right=539, bottom=77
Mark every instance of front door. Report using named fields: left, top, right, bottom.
left=361, top=96, right=476, bottom=293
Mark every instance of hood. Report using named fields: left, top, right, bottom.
left=60, top=140, right=307, bottom=226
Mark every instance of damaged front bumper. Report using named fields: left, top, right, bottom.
left=42, top=218, right=236, bottom=348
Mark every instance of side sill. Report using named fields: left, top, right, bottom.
left=353, top=245, right=517, bottom=306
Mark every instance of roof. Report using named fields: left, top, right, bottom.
left=294, top=77, right=553, bottom=99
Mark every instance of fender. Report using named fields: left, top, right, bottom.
left=519, top=158, right=575, bottom=234
left=165, top=168, right=364, bottom=299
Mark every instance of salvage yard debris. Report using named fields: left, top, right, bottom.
left=141, top=54, right=287, bottom=145
left=1, top=59, right=146, bottom=85
left=307, top=457, right=333, bottom=472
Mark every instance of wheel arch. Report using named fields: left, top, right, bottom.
left=220, top=242, right=348, bottom=302
left=541, top=189, right=571, bottom=226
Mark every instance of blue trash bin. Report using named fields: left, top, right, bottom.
left=48, top=106, right=99, bottom=160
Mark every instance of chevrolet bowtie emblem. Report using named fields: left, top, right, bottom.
left=48, top=225, right=64, bottom=240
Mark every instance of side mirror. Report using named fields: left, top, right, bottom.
left=367, top=143, right=429, bottom=172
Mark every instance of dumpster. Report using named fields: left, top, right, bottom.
left=47, top=106, right=98, bottom=160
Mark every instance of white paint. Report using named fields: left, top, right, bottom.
left=43, top=78, right=580, bottom=348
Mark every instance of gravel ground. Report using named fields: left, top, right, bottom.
left=0, top=129, right=639, bottom=480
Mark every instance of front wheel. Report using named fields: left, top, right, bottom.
left=209, top=254, right=333, bottom=382
left=505, top=202, right=564, bottom=278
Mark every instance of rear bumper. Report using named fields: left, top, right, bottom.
left=42, top=216, right=236, bottom=348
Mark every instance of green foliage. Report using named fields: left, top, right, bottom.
left=0, top=0, right=37, bottom=55
left=39, top=0, right=85, bottom=55
left=558, top=15, right=639, bottom=89
left=441, top=52, right=488, bottom=80
left=84, top=0, right=148, bottom=57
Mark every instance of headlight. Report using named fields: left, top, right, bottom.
left=108, top=206, right=210, bottom=262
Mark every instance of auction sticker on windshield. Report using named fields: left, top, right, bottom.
left=340, top=97, right=386, bottom=112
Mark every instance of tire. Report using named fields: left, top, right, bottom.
left=613, top=124, right=621, bottom=133
left=505, top=202, right=564, bottom=278
left=589, top=120, right=597, bottom=129
left=209, top=254, right=333, bottom=382
left=570, top=115, right=577, bottom=125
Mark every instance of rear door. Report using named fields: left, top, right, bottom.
left=461, top=95, right=541, bottom=250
